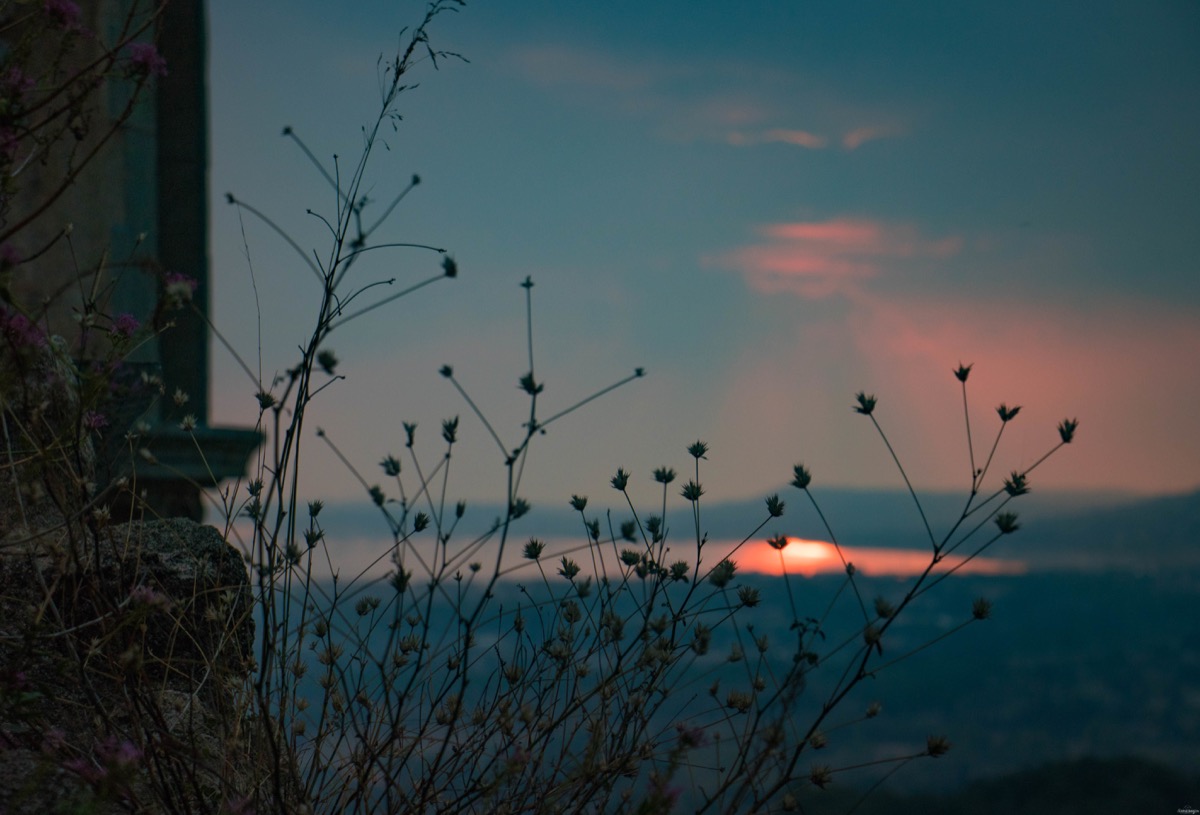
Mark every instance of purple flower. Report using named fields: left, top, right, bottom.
left=0, top=127, right=19, bottom=161
left=127, top=42, right=168, bottom=78
left=1, top=306, right=47, bottom=349
left=163, top=271, right=197, bottom=306
left=43, top=0, right=82, bottom=31
left=63, top=755, right=106, bottom=784
left=95, top=736, right=142, bottom=770
left=110, top=312, right=140, bottom=338
left=0, top=66, right=34, bottom=99
left=83, top=411, right=108, bottom=432
left=226, top=796, right=256, bottom=815
left=129, top=584, right=171, bottom=612
left=0, top=243, right=19, bottom=268
left=40, top=727, right=67, bottom=754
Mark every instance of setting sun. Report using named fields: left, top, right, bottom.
left=739, top=537, right=1026, bottom=578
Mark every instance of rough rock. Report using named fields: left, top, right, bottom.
left=0, top=517, right=293, bottom=814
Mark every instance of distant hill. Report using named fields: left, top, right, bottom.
left=801, top=756, right=1200, bottom=815
left=1004, top=489, right=1200, bottom=571
left=305, top=487, right=1144, bottom=550
left=288, top=487, right=1200, bottom=575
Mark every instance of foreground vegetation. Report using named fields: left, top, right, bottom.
left=1, top=2, right=1079, bottom=812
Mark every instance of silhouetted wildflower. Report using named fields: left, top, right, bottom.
left=1058, top=417, right=1079, bottom=443
left=558, top=557, right=580, bottom=580
left=994, top=511, right=1019, bottom=534
left=317, top=349, right=338, bottom=374
left=709, top=559, right=736, bottom=588
left=810, top=766, right=833, bottom=789
left=926, top=735, right=951, bottom=757
left=996, top=403, right=1021, bottom=422
left=791, top=463, right=812, bottom=489
left=1003, top=472, right=1030, bottom=497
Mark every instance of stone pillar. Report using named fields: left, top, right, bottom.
left=3, top=0, right=259, bottom=522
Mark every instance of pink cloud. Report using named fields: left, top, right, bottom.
left=727, top=128, right=827, bottom=149
left=846, top=293, right=1200, bottom=494
left=506, top=44, right=908, bottom=150
left=842, top=124, right=905, bottom=150
left=711, top=217, right=964, bottom=299
left=709, top=292, right=1200, bottom=496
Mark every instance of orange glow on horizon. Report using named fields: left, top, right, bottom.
left=741, top=537, right=1026, bottom=578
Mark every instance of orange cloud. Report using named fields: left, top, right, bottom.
left=711, top=217, right=963, bottom=299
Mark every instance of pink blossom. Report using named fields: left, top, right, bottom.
left=0, top=243, right=19, bottom=268
left=95, top=736, right=142, bottom=770
left=0, top=306, right=46, bottom=349
left=110, top=312, right=140, bottom=338
left=40, top=727, right=67, bottom=754
left=83, top=411, right=108, bottom=432
left=129, top=583, right=171, bottom=612
left=226, top=795, right=256, bottom=815
left=43, top=0, right=82, bottom=31
left=0, top=127, right=19, bottom=161
left=165, top=271, right=197, bottom=292
left=127, top=42, right=167, bottom=78
left=164, top=271, right=198, bottom=306
left=0, top=66, right=34, bottom=99
left=63, top=755, right=106, bottom=784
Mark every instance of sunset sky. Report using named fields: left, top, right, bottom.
left=205, top=1, right=1200, bottom=507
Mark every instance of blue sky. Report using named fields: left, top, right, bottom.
left=206, top=1, right=1200, bottom=505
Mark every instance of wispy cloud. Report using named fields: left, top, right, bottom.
left=726, top=128, right=827, bottom=149
left=711, top=217, right=963, bottom=298
left=505, top=43, right=906, bottom=149
left=507, top=45, right=660, bottom=93
left=841, top=124, right=905, bottom=150
left=726, top=124, right=906, bottom=151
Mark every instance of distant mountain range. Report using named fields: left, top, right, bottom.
left=1006, top=488, right=1200, bottom=571
left=802, top=756, right=1200, bottom=815
left=305, top=487, right=1200, bottom=572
